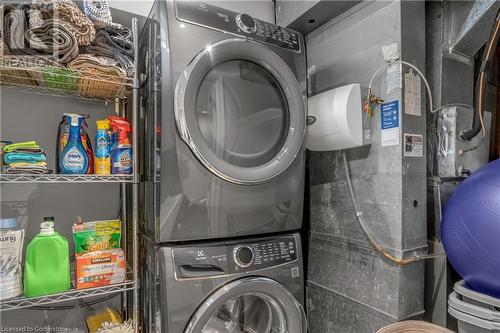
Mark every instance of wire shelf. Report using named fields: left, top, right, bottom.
left=0, top=174, right=135, bottom=183
left=0, top=279, right=136, bottom=312
left=0, top=61, right=133, bottom=102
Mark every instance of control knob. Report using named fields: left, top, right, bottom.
left=233, top=245, right=254, bottom=268
left=236, top=14, right=257, bottom=34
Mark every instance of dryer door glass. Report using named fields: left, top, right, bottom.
left=175, top=39, right=305, bottom=185
left=184, top=277, right=306, bottom=333
left=196, top=60, right=288, bottom=168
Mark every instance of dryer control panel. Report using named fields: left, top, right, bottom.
left=175, top=1, right=301, bottom=52
left=173, top=235, right=298, bottom=279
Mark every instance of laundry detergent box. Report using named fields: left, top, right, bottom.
left=73, top=219, right=121, bottom=254
left=75, top=249, right=125, bottom=289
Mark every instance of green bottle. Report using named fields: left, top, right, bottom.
left=24, top=218, right=70, bottom=297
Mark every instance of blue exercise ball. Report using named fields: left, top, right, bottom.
left=442, top=159, right=500, bottom=298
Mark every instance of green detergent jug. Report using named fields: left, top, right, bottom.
left=24, top=218, right=70, bottom=297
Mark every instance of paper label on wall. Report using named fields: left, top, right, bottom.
left=381, top=100, right=400, bottom=147
left=386, top=63, right=402, bottom=94
left=404, top=70, right=421, bottom=116
left=404, top=133, right=423, bottom=157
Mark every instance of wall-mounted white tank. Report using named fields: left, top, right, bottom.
left=306, top=83, right=371, bottom=151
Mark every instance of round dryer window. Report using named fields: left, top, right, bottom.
left=184, top=277, right=307, bottom=333
left=175, top=39, right=306, bottom=185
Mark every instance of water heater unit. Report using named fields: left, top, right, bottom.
left=306, top=83, right=371, bottom=151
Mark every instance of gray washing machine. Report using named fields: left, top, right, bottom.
left=139, top=0, right=307, bottom=243
left=141, top=233, right=306, bottom=332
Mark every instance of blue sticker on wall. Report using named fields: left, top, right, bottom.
left=381, top=100, right=399, bottom=130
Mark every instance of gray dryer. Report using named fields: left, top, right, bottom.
left=139, top=0, right=307, bottom=242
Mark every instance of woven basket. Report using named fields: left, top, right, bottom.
left=0, top=56, right=38, bottom=87
left=377, top=321, right=455, bottom=333
left=0, top=56, right=63, bottom=88
left=75, top=67, right=126, bottom=99
left=42, top=66, right=79, bottom=91
left=0, top=67, right=38, bottom=87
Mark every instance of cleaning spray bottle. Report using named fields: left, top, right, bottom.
left=59, top=114, right=89, bottom=174
left=110, top=117, right=132, bottom=174
left=57, top=113, right=94, bottom=174
left=95, top=119, right=111, bottom=175
left=108, top=116, right=127, bottom=155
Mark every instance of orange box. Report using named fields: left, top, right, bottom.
left=75, top=249, right=125, bottom=289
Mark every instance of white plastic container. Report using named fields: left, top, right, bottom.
left=0, top=218, right=25, bottom=300
left=448, top=281, right=500, bottom=333
left=306, top=83, right=371, bottom=151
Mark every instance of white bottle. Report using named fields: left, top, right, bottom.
left=0, top=218, right=25, bottom=300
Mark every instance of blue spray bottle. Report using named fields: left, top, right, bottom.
left=59, top=114, right=89, bottom=174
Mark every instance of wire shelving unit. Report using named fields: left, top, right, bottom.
left=0, top=174, right=135, bottom=183
left=0, top=17, right=141, bottom=333
left=0, top=280, right=136, bottom=312
left=0, top=63, right=132, bottom=103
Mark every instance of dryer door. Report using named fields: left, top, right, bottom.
left=175, top=38, right=305, bottom=185
left=184, top=277, right=307, bottom=333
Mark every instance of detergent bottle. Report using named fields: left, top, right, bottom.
left=59, top=114, right=89, bottom=174
left=57, top=113, right=94, bottom=174
left=0, top=218, right=24, bottom=300
left=24, top=218, right=70, bottom=297
left=95, top=119, right=111, bottom=175
left=110, top=117, right=132, bottom=174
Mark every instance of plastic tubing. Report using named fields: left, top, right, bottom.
left=367, top=60, right=434, bottom=115
left=342, top=151, right=444, bottom=265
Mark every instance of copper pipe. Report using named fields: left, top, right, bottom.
left=462, top=10, right=500, bottom=141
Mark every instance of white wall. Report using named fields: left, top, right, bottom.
left=109, top=0, right=275, bottom=22
left=109, top=0, right=154, bottom=17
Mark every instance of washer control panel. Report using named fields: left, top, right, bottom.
left=233, top=245, right=254, bottom=268
left=175, top=1, right=300, bottom=52
left=228, top=236, right=297, bottom=273
left=173, top=236, right=298, bottom=279
left=236, top=14, right=257, bottom=34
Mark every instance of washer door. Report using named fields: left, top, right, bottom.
left=184, top=277, right=307, bottom=333
left=175, top=39, right=305, bottom=185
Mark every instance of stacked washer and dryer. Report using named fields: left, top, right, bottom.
left=139, top=1, right=307, bottom=332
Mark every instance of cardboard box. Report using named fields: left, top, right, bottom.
left=75, top=249, right=125, bottom=289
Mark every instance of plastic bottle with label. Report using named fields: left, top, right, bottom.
left=0, top=218, right=24, bottom=300
left=110, top=117, right=132, bottom=175
left=24, top=218, right=70, bottom=297
left=57, top=113, right=94, bottom=174
left=59, top=114, right=89, bottom=174
left=95, top=119, right=111, bottom=175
